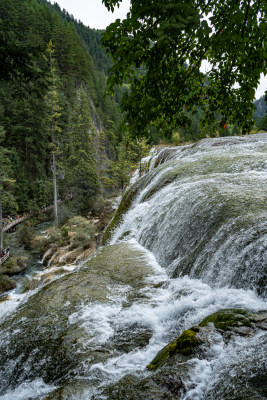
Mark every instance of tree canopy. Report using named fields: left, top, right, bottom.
left=102, top=0, right=267, bottom=136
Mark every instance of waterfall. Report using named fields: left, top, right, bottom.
left=41, top=248, right=52, bottom=264
left=0, top=134, right=266, bottom=400
left=111, top=133, right=267, bottom=295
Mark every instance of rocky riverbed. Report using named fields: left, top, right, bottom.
left=0, top=199, right=116, bottom=295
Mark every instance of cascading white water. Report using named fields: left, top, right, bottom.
left=111, top=134, right=267, bottom=295
left=0, top=134, right=266, bottom=400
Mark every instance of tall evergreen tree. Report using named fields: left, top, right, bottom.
left=0, top=126, right=17, bottom=252
left=65, top=87, right=100, bottom=215
left=45, top=40, right=62, bottom=225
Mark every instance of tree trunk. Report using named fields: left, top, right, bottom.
left=52, top=152, right=58, bottom=226
left=0, top=194, right=3, bottom=253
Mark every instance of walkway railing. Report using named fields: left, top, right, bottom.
left=0, top=251, right=10, bottom=266
left=1, top=200, right=65, bottom=265
left=3, top=215, right=30, bottom=233
left=2, top=203, right=61, bottom=233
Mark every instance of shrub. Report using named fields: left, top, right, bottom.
left=0, top=274, right=16, bottom=293
left=70, top=224, right=95, bottom=250
left=48, top=227, right=61, bottom=242
left=89, top=195, right=106, bottom=216
left=172, top=131, right=181, bottom=146
left=60, top=226, right=69, bottom=237
left=67, top=216, right=88, bottom=229
left=58, top=205, right=73, bottom=227
left=17, top=223, right=34, bottom=247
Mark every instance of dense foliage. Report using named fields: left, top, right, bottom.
left=0, top=0, right=125, bottom=218
left=102, top=0, right=267, bottom=137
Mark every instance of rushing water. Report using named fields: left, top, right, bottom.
left=0, top=134, right=266, bottom=400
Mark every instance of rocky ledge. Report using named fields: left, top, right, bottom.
left=93, top=309, right=267, bottom=400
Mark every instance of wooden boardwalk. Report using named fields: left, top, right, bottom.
left=1, top=201, right=64, bottom=265
left=2, top=205, right=55, bottom=233
left=3, top=215, right=30, bottom=233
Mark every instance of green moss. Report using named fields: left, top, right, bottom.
left=0, top=274, right=16, bottom=293
left=146, top=309, right=253, bottom=372
left=175, top=329, right=198, bottom=355
left=199, top=309, right=252, bottom=331
left=118, top=231, right=131, bottom=240
left=146, top=329, right=197, bottom=371
left=102, top=184, right=140, bottom=245
left=146, top=343, right=172, bottom=371
left=2, top=257, right=16, bottom=271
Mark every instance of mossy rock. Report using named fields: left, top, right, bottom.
left=199, top=309, right=252, bottom=331
left=1, top=257, right=17, bottom=272
left=102, top=184, right=140, bottom=245
left=1, top=256, right=28, bottom=275
left=146, top=309, right=254, bottom=372
left=16, top=256, right=28, bottom=270
left=147, top=329, right=197, bottom=371
left=0, top=274, right=16, bottom=293
left=118, top=230, right=131, bottom=241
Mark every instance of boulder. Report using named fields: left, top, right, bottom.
left=1, top=256, right=28, bottom=275
left=0, top=274, right=16, bottom=293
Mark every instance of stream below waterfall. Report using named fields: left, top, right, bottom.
left=0, top=134, right=266, bottom=400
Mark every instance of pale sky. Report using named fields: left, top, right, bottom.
left=53, top=0, right=130, bottom=29
left=53, top=0, right=266, bottom=99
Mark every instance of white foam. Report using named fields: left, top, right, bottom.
left=86, top=273, right=266, bottom=384
left=68, top=284, right=131, bottom=345
left=0, top=289, right=40, bottom=323
left=182, top=330, right=266, bottom=400
left=0, top=379, right=57, bottom=400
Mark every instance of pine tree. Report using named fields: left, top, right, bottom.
left=107, top=142, right=132, bottom=193
left=66, top=87, right=100, bottom=215
left=45, top=40, right=62, bottom=225
left=130, top=138, right=150, bottom=177
left=0, top=126, right=17, bottom=252
left=232, top=123, right=240, bottom=135
left=258, top=114, right=267, bottom=132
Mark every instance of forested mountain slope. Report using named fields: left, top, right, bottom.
left=0, top=0, right=122, bottom=217
left=253, top=96, right=267, bottom=125
left=37, top=0, right=113, bottom=75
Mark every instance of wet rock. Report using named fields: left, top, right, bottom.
left=256, top=320, right=267, bottom=330
left=0, top=243, right=155, bottom=392
left=94, top=373, right=186, bottom=400
left=0, top=256, right=28, bottom=275
left=96, top=309, right=267, bottom=400
left=146, top=309, right=265, bottom=372
left=248, top=373, right=267, bottom=399
left=230, top=326, right=255, bottom=336
left=147, top=329, right=198, bottom=371
left=199, top=308, right=252, bottom=331
left=0, top=274, right=16, bottom=293
left=96, top=367, right=190, bottom=400
left=0, top=294, right=10, bottom=302
left=111, top=323, right=153, bottom=353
